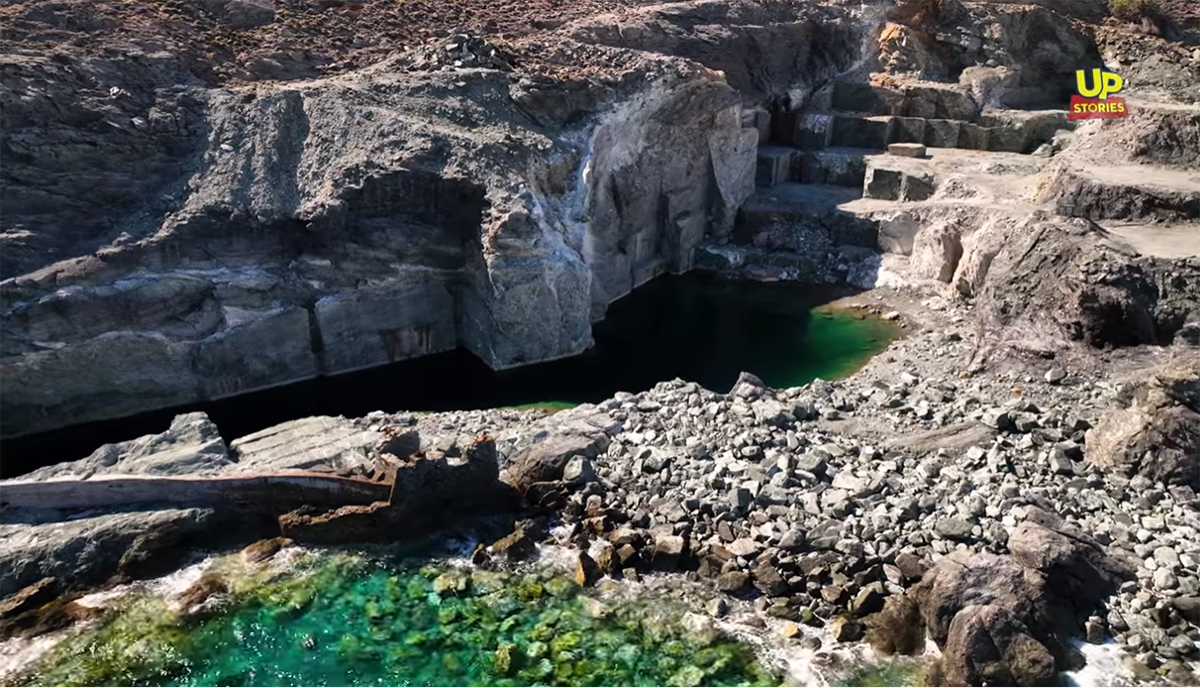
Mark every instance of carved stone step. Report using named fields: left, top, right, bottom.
left=756, top=145, right=797, bottom=187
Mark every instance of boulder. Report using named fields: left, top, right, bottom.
left=13, top=413, right=230, bottom=480
left=1006, top=510, right=1135, bottom=618
left=651, top=534, right=687, bottom=571
left=912, top=504, right=1136, bottom=688
left=575, top=552, right=603, bottom=587
left=909, top=551, right=1047, bottom=648
left=865, top=594, right=926, bottom=656
left=491, top=526, right=538, bottom=562
left=730, top=371, right=769, bottom=400
left=562, top=455, right=598, bottom=485
left=1086, top=363, right=1200, bottom=488
left=503, top=408, right=614, bottom=488
left=831, top=615, right=865, bottom=642
left=937, top=604, right=1056, bottom=687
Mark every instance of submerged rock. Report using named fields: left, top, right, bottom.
left=175, top=573, right=228, bottom=613
left=241, top=537, right=293, bottom=565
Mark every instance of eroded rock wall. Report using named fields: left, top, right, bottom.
left=4, top=7, right=839, bottom=435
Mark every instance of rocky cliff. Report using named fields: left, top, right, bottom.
left=3, top=0, right=1199, bottom=440
left=1, top=0, right=872, bottom=436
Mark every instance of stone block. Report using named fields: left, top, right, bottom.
left=865, top=167, right=903, bottom=200
left=795, top=150, right=868, bottom=188
left=903, top=90, right=938, bottom=119
left=794, top=113, right=832, bottom=150
left=756, top=146, right=795, bottom=187
left=985, top=125, right=1027, bottom=153
left=924, top=119, right=961, bottom=148
left=830, top=116, right=891, bottom=148
left=889, top=118, right=927, bottom=145
left=900, top=172, right=936, bottom=201
left=831, top=83, right=902, bottom=115
left=957, top=123, right=989, bottom=150
left=888, top=143, right=927, bottom=158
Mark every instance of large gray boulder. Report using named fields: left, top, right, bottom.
left=1086, top=362, right=1200, bottom=488
left=0, top=507, right=215, bottom=596
left=12, top=413, right=230, bottom=481
left=910, top=551, right=1047, bottom=648
left=501, top=406, right=616, bottom=489
left=1007, top=509, right=1136, bottom=616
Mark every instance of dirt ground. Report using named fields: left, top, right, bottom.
left=0, top=0, right=654, bottom=83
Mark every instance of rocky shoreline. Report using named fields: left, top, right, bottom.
left=2, top=0, right=1200, bottom=684
left=2, top=289, right=1197, bottom=685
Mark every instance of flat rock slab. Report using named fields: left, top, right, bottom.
left=0, top=507, right=215, bottom=596
left=228, top=416, right=381, bottom=475
left=888, top=143, right=927, bottom=157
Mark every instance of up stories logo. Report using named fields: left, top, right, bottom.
left=1069, top=69, right=1130, bottom=120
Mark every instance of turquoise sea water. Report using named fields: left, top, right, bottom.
left=13, top=550, right=779, bottom=688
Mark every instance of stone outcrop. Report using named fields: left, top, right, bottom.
left=1085, top=362, right=1200, bottom=488
left=15, top=413, right=231, bottom=481
left=881, top=0, right=1102, bottom=106
left=501, top=405, right=618, bottom=489
left=911, top=506, right=1134, bottom=686
left=227, top=415, right=382, bottom=475
left=900, top=210, right=1200, bottom=359
left=0, top=507, right=217, bottom=596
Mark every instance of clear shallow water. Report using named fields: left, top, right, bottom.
left=2, top=274, right=899, bottom=477
left=9, top=550, right=780, bottom=688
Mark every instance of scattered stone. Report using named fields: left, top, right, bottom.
left=651, top=534, right=686, bottom=571
left=831, top=616, right=865, bottom=642
left=716, top=571, right=751, bottom=595
left=575, top=552, right=602, bottom=587
left=562, top=456, right=597, bottom=485
left=1044, top=368, right=1067, bottom=384
left=935, top=518, right=975, bottom=542
left=491, top=527, right=537, bottom=561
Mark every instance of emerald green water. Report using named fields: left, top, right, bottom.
left=13, top=550, right=779, bottom=688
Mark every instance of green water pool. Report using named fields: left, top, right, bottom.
left=13, top=550, right=779, bottom=688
